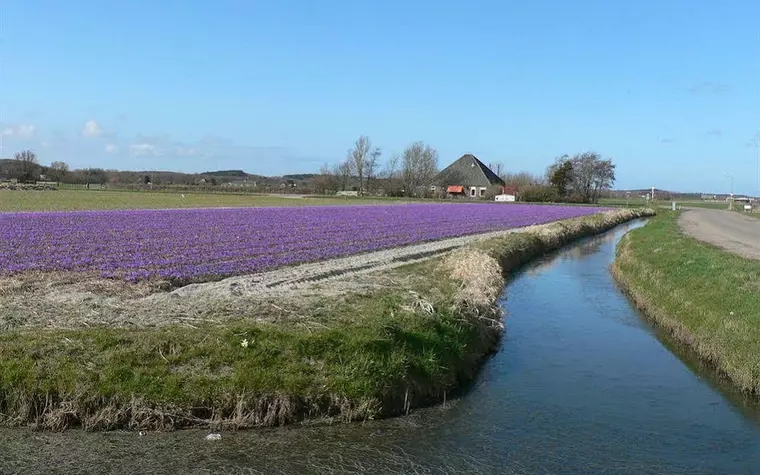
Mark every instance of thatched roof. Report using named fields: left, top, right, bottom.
left=434, top=154, right=505, bottom=188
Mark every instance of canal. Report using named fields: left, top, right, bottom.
left=2, top=220, right=759, bottom=474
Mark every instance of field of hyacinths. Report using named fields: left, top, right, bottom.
left=0, top=203, right=607, bottom=283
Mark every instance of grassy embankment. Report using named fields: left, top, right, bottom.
left=0, top=207, right=652, bottom=431
left=612, top=211, right=760, bottom=394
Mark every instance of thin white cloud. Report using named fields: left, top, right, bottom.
left=105, top=144, right=119, bottom=154
left=689, top=82, right=731, bottom=95
left=130, top=143, right=158, bottom=156
left=1, top=124, right=36, bottom=138
left=176, top=146, right=200, bottom=157
left=82, top=120, right=103, bottom=137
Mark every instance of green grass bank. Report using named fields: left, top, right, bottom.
left=612, top=211, right=760, bottom=394
left=0, top=208, right=652, bottom=431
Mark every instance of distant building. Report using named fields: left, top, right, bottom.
left=433, top=154, right=505, bottom=198
left=495, top=186, right=518, bottom=202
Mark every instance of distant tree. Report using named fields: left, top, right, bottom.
left=566, top=151, right=616, bottom=203
left=365, top=147, right=382, bottom=194
left=143, top=174, right=151, bottom=185
left=382, top=152, right=401, bottom=194
left=503, top=171, right=544, bottom=190
left=335, top=160, right=353, bottom=191
left=84, top=168, right=108, bottom=186
left=348, top=135, right=372, bottom=195
left=314, top=163, right=339, bottom=194
left=488, top=162, right=505, bottom=179
left=49, top=161, right=70, bottom=184
left=402, top=141, right=438, bottom=197
left=14, top=149, right=39, bottom=182
left=519, top=184, right=558, bottom=203
left=548, top=158, right=574, bottom=198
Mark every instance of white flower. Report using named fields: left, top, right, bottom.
left=241, top=339, right=249, bottom=348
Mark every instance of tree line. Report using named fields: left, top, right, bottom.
left=2, top=145, right=616, bottom=203
left=314, top=136, right=439, bottom=197
left=498, top=152, right=616, bottom=204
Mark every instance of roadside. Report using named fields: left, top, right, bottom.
left=612, top=211, right=760, bottom=395
left=678, top=208, right=760, bottom=260
left=0, top=208, right=652, bottom=431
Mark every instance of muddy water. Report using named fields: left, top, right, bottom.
left=3, top=220, right=760, bottom=474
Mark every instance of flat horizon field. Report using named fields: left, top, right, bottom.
left=0, top=189, right=433, bottom=212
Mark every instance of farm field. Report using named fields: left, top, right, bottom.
left=0, top=207, right=649, bottom=432
left=0, top=189, right=419, bottom=212
left=1, top=203, right=607, bottom=283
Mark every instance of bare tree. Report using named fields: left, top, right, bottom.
left=503, top=171, right=544, bottom=190
left=49, top=161, right=70, bottom=184
left=563, top=151, right=616, bottom=203
left=334, top=160, right=353, bottom=191
left=314, top=162, right=339, bottom=194
left=348, top=135, right=371, bottom=195
left=14, top=149, right=39, bottom=182
left=365, top=147, right=381, bottom=194
left=489, top=162, right=505, bottom=179
left=382, top=152, right=401, bottom=194
left=402, top=141, right=439, bottom=197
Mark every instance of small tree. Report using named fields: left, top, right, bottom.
left=548, top=158, right=574, bottom=199
left=566, top=151, right=616, bottom=203
left=402, top=141, right=438, bottom=197
left=335, top=160, right=353, bottom=191
left=14, top=149, right=39, bottom=183
left=314, top=163, right=339, bottom=194
left=503, top=171, right=544, bottom=190
left=365, top=147, right=381, bottom=194
left=383, top=152, right=401, bottom=195
left=348, top=135, right=371, bottom=195
left=49, top=161, right=70, bottom=184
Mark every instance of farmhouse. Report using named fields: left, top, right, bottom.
left=433, top=154, right=505, bottom=198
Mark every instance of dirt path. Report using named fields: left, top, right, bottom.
left=678, top=208, right=760, bottom=260
left=169, top=226, right=534, bottom=300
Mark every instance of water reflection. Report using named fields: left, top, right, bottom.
left=3, top=219, right=760, bottom=475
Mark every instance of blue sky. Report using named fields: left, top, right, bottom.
left=1, top=1, right=759, bottom=194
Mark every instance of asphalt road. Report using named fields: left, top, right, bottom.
left=678, top=208, right=760, bottom=260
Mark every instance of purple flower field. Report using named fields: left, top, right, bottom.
left=0, top=203, right=606, bottom=282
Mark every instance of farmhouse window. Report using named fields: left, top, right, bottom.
left=470, top=187, right=476, bottom=197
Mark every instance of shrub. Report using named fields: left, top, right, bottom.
left=519, top=185, right=557, bottom=203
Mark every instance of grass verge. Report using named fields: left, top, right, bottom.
left=612, top=211, right=760, bottom=394
left=0, top=208, right=652, bottom=431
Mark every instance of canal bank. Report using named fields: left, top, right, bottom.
left=612, top=210, right=760, bottom=395
left=0, top=208, right=651, bottom=431
left=4, top=218, right=759, bottom=475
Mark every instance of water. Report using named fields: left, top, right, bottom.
left=3, top=220, right=760, bottom=474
